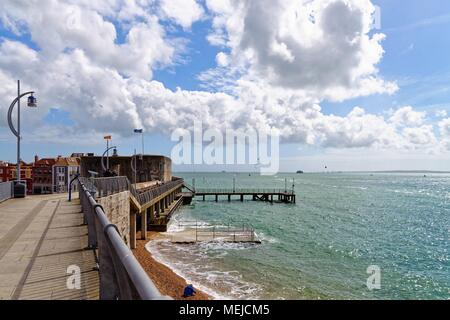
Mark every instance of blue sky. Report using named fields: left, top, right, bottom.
left=1, top=0, right=450, bottom=172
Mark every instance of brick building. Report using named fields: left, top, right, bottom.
left=0, top=161, right=33, bottom=194
left=32, top=156, right=56, bottom=194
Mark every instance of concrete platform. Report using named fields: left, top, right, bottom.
left=0, top=194, right=99, bottom=300
left=164, top=229, right=261, bottom=244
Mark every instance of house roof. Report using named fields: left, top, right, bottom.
left=54, top=157, right=80, bottom=167
left=34, top=158, right=57, bottom=166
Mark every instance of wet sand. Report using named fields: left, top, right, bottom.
left=133, top=231, right=211, bottom=300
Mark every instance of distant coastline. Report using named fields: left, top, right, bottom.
left=173, top=170, right=450, bottom=174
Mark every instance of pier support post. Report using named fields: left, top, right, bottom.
left=240, top=194, right=244, bottom=202
left=228, top=194, right=231, bottom=202
left=149, top=205, right=155, bottom=223
left=155, top=202, right=159, bottom=218
left=141, top=210, right=147, bottom=240
left=130, top=211, right=136, bottom=249
left=215, top=195, right=218, bottom=202
left=203, top=195, right=205, bottom=201
left=160, top=199, right=164, bottom=213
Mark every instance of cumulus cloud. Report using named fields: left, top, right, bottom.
left=402, top=125, right=437, bottom=146
left=435, top=109, right=448, bottom=118
left=438, top=118, right=450, bottom=151
left=204, top=0, right=398, bottom=101
left=389, top=106, right=426, bottom=127
left=0, top=0, right=445, bottom=156
left=159, top=0, right=204, bottom=29
left=439, top=118, right=450, bottom=137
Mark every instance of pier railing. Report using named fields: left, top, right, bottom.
left=90, top=176, right=184, bottom=206
left=177, top=220, right=258, bottom=243
left=0, top=181, right=13, bottom=202
left=194, top=188, right=295, bottom=195
left=77, top=176, right=170, bottom=300
left=136, top=179, right=184, bottom=205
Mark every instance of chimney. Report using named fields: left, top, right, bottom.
left=34, top=155, right=39, bottom=164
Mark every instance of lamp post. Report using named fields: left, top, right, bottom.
left=104, top=135, right=112, bottom=170
left=131, top=149, right=138, bottom=185
left=7, top=80, right=37, bottom=197
left=134, top=128, right=144, bottom=180
left=101, top=146, right=117, bottom=174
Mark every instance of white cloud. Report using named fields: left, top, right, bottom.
left=389, top=106, right=426, bottom=127
left=402, top=125, right=437, bottom=146
left=439, top=118, right=450, bottom=137
left=215, top=52, right=229, bottom=67
left=159, top=0, right=204, bottom=29
left=0, top=0, right=446, bottom=158
left=435, top=109, right=448, bottom=118
left=439, top=118, right=450, bottom=151
left=0, top=0, right=174, bottom=78
left=204, top=0, right=398, bottom=101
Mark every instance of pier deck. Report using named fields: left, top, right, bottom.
left=167, top=230, right=261, bottom=244
left=166, top=222, right=261, bottom=244
left=0, top=194, right=99, bottom=300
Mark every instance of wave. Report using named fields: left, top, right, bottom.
left=146, top=239, right=263, bottom=300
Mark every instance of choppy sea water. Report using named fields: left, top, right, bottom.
left=147, top=173, right=450, bottom=300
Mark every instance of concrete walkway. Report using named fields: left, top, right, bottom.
left=0, top=194, right=99, bottom=300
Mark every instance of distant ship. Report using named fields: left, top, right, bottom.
left=296, top=170, right=304, bottom=174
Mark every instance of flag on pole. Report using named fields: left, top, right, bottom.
left=104, top=135, right=112, bottom=140
left=134, top=129, right=143, bottom=133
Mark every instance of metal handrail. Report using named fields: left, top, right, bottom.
left=135, top=180, right=184, bottom=205
left=91, top=176, right=184, bottom=206
left=194, top=188, right=295, bottom=195
left=77, top=176, right=170, bottom=300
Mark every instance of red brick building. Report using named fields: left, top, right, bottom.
left=32, top=156, right=56, bottom=194
left=0, top=161, right=33, bottom=194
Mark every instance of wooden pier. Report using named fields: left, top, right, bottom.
left=187, top=188, right=296, bottom=204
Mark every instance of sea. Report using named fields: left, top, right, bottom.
left=146, top=172, right=449, bottom=300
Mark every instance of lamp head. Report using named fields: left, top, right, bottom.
left=27, top=94, right=37, bottom=108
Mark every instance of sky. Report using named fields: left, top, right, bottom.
left=0, top=0, right=450, bottom=172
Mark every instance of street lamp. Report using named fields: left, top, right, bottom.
left=101, top=146, right=117, bottom=174
left=131, top=149, right=138, bottom=185
left=7, top=80, right=37, bottom=198
left=104, top=135, right=112, bottom=170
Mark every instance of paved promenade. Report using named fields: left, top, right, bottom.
left=0, top=194, right=99, bottom=300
